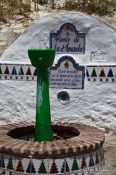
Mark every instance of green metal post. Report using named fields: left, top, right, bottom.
left=28, top=48, right=55, bottom=142
left=35, top=67, right=52, bottom=141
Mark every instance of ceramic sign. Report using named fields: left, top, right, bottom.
left=49, top=56, right=85, bottom=89
left=50, top=23, right=85, bottom=54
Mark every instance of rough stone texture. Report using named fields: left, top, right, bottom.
left=104, top=134, right=116, bottom=175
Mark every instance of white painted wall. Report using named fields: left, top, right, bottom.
left=0, top=11, right=116, bottom=133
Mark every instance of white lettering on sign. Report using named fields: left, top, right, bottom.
left=49, top=56, right=85, bottom=89
left=50, top=23, right=85, bottom=54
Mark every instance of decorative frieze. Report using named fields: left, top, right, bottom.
left=0, top=63, right=115, bottom=83
left=0, top=148, right=104, bottom=175
left=0, top=63, right=37, bottom=81
left=86, top=65, right=116, bottom=82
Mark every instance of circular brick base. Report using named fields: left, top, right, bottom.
left=0, top=122, right=105, bottom=175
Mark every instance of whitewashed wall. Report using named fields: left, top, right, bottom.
left=0, top=11, right=116, bottom=133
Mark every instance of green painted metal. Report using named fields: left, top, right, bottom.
left=28, top=48, right=55, bottom=142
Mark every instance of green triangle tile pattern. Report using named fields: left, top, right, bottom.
left=91, top=68, right=97, bottom=77
left=19, top=66, right=24, bottom=75
left=72, top=158, right=79, bottom=171
left=38, top=160, right=47, bottom=174
left=0, top=147, right=104, bottom=175
left=7, top=158, right=13, bottom=170
left=0, top=64, right=36, bottom=77
left=0, top=64, right=115, bottom=83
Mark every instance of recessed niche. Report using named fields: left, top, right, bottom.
left=57, top=91, right=70, bottom=104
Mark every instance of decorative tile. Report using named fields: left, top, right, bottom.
left=107, top=68, right=114, bottom=77
left=71, top=158, right=79, bottom=171
left=60, top=159, right=70, bottom=173
left=81, top=156, right=87, bottom=169
left=26, top=67, right=32, bottom=76
left=0, top=63, right=115, bottom=83
left=0, top=64, right=36, bottom=81
left=91, top=67, right=97, bottom=77
left=38, top=160, right=47, bottom=174
left=7, top=158, right=14, bottom=171
left=4, top=66, right=10, bottom=75
left=86, top=65, right=116, bottom=82
left=49, top=159, right=59, bottom=174
left=0, top=155, right=5, bottom=168
left=99, top=68, right=106, bottom=77
left=0, top=149, right=104, bottom=175
left=26, top=160, right=36, bottom=173
left=11, top=67, right=17, bottom=75
left=18, top=66, right=24, bottom=75
left=16, top=159, right=24, bottom=172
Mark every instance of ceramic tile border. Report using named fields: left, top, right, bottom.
left=0, top=145, right=104, bottom=175
left=0, top=63, right=36, bottom=81
left=86, top=65, right=116, bottom=82
left=0, top=63, right=115, bottom=82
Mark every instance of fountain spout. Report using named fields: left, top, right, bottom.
left=28, top=48, right=56, bottom=142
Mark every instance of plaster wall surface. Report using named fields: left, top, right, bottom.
left=0, top=11, right=116, bottom=132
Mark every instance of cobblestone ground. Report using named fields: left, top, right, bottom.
left=98, top=133, right=116, bottom=175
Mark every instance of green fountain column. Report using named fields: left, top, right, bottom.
left=28, top=48, right=55, bottom=142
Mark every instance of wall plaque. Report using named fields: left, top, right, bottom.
left=50, top=23, right=85, bottom=54
left=49, top=56, right=85, bottom=89
left=91, top=49, right=109, bottom=62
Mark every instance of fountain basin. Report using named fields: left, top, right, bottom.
left=0, top=122, right=104, bottom=175
left=28, top=48, right=55, bottom=68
